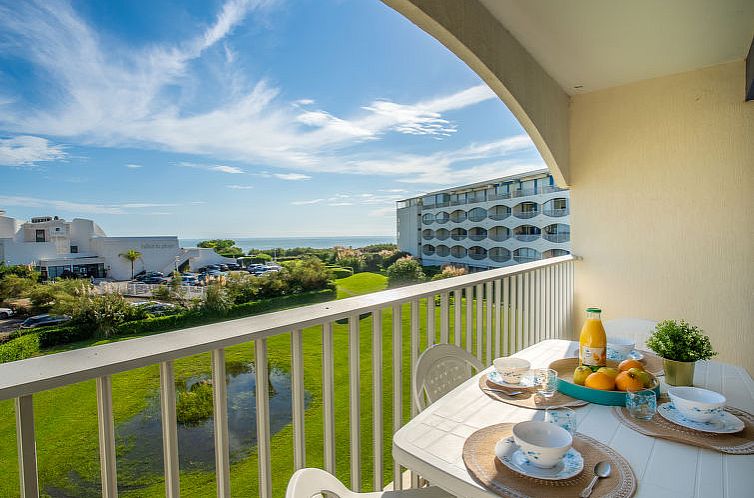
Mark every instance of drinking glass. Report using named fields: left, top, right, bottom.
left=545, top=407, right=577, bottom=435
left=626, top=389, right=657, bottom=420
left=535, top=368, right=559, bottom=398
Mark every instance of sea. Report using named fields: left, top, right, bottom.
left=179, top=236, right=396, bottom=253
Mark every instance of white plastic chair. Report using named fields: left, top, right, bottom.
left=604, top=318, right=658, bottom=350
left=285, top=468, right=454, bottom=498
left=413, top=344, right=485, bottom=412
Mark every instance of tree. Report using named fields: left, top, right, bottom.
left=431, top=265, right=468, bottom=281
left=386, top=257, right=426, bottom=288
left=198, top=239, right=244, bottom=258
left=119, top=249, right=142, bottom=279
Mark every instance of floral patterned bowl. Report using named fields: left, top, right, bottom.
left=511, top=420, right=572, bottom=469
left=668, top=386, right=725, bottom=423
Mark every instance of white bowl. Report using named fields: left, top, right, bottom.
left=493, top=357, right=531, bottom=384
left=608, top=336, right=636, bottom=359
left=512, top=420, right=572, bottom=469
left=668, top=386, right=725, bottom=423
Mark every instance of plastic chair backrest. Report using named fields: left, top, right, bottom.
left=413, top=344, right=485, bottom=411
left=604, top=318, right=658, bottom=350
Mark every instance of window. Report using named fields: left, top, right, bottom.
left=70, top=245, right=79, bottom=253
left=35, top=229, right=45, bottom=242
left=422, top=213, right=434, bottom=225
left=554, top=198, right=567, bottom=210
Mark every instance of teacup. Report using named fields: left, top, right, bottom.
left=668, top=386, right=725, bottom=423
left=512, top=420, right=572, bottom=469
left=608, top=336, right=635, bottom=360
left=493, top=357, right=531, bottom=384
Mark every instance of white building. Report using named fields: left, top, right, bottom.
left=0, top=210, right=235, bottom=280
left=397, top=169, right=570, bottom=270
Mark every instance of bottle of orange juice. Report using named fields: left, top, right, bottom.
left=579, top=307, right=607, bottom=371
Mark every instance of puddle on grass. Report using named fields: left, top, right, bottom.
left=45, top=364, right=309, bottom=497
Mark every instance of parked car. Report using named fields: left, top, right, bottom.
left=0, top=307, right=14, bottom=319
left=181, top=275, right=199, bottom=286
left=219, top=264, right=229, bottom=271
left=226, top=263, right=241, bottom=271
left=20, top=314, right=71, bottom=329
left=207, top=270, right=226, bottom=277
left=131, top=301, right=176, bottom=316
left=143, top=276, right=170, bottom=284
left=134, top=271, right=165, bottom=282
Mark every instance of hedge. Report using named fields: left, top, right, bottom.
left=0, top=333, right=40, bottom=363
left=116, top=288, right=336, bottom=337
left=38, top=325, right=92, bottom=348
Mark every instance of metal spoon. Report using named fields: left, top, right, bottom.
left=579, top=461, right=612, bottom=497
left=482, top=388, right=524, bottom=396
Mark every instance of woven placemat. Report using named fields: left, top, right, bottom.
left=463, top=423, right=636, bottom=498
left=612, top=397, right=754, bottom=454
left=479, top=376, right=588, bottom=410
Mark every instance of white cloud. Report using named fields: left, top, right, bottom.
left=368, top=207, right=395, bottom=218
left=274, top=173, right=310, bottom=181
left=291, top=198, right=324, bottom=205
left=226, top=184, right=254, bottom=189
left=125, top=163, right=142, bottom=169
left=293, top=98, right=315, bottom=106
left=0, top=135, right=66, bottom=166
left=0, top=195, right=176, bottom=214
left=327, top=202, right=353, bottom=206
left=179, top=162, right=245, bottom=174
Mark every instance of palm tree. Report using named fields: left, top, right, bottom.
left=119, top=249, right=142, bottom=279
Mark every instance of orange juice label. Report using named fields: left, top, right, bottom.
left=580, top=345, right=606, bottom=367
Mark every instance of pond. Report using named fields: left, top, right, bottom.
left=45, top=363, right=309, bottom=497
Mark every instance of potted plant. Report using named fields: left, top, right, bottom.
left=645, top=320, right=717, bottom=386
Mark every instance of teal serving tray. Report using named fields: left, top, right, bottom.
left=549, top=358, right=661, bottom=406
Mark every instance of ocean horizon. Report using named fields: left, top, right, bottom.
left=180, top=236, right=396, bottom=253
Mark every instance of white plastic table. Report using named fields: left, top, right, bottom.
left=392, top=340, right=754, bottom=497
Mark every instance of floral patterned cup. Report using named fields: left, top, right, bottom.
left=545, top=407, right=577, bottom=435
left=626, top=389, right=657, bottom=420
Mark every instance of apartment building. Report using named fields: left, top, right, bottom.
left=0, top=210, right=234, bottom=280
left=397, top=169, right=570, bottom=270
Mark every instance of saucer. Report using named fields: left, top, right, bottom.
left=658, top=402, right=745, bottom=434
left=607, top=348, right=644, bottom=361
left=494, top=436, right=583, bottom=481
left=488, top=371, right=538, bottom=389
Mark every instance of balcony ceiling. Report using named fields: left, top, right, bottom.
left=479, top=0, right=754, bottom=94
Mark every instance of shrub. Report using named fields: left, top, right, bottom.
left=176, top=380, right=214, bottom=426
left=431, top=265, right=468, bottom=281
left=63, top=293, right=133, bottom=338
left=38, top=326, right=92, bottom=347
left=0, top=333, right=40, bottom=363
left=202, top=283, right=232, bottom=315
left=386, top=257, right=425, bottom=288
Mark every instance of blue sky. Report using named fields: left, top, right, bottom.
left=0, top=0, right=544, bottom=238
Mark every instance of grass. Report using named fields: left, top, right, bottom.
left=0, top=273, right=496, bottom=497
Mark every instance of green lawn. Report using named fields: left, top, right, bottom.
left=0, top=273, right=496, bottom=497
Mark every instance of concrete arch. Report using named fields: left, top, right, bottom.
left=383, top=0, right=570, bottom=185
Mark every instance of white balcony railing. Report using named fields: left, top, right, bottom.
left=0, top=256, right=575, bottom=498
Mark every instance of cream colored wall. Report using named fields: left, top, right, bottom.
left=383, top=0, right=571, bottom=185
left=570, top=61, right=754, bottom=373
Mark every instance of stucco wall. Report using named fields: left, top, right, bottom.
left=570, top=61, right=754, bottom=372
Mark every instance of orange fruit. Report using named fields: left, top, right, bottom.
left=615, top=371, right=644, bottom=391
left=618, top=359, right=643, bottom=372
left=584, top=372, right=615, bottom=391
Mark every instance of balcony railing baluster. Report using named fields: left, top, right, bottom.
left=440, top=293, right=449, bottom=344
left=494, top=279, right=501, bottom=359
left=465, top=286, right=473, bottom=354
left=254, top=341, right=271, bottom=498
left=159, top=361, right=180, bottom=498
left=475, top=283, right=483, bottom=362
left=485, top=281, right=493, bottom=365
left=426, top=296, right=435, bottom=348
left=372, top=309, right=384, bottom=491
left=453, top=289, right=462, bottom=347
left=16, top=394, right=39, bottom=498
left=391, top=304, right=403, bottom=491
left=502, top=276, right=510, bottom=356
left=348, top=314, right=361, bottom=491
left=291, top=329, right=306, bottom=470
left=96, top=375, right=118, bottom=498
left=321, top=323, right=336, bottom=474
